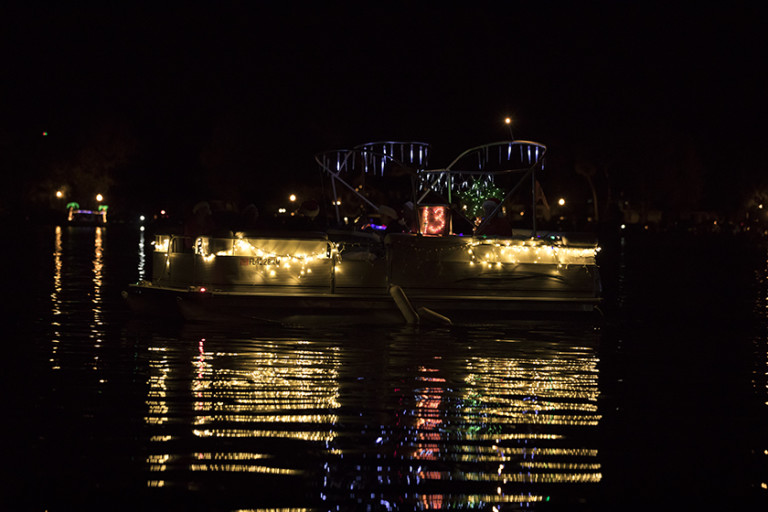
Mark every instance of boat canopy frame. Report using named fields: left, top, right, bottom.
left=315, top=139, right=547, bottom=237
left=315, top=141, right=431, bottom=224
left=418, top=140, right=547, bottom=237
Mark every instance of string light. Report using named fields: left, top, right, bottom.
left=465, top=239, right=597, bottom=267
left=152, top=235, right=598, bottom=285
left=456, top=180, right=505, bottom=218
left=419, top=205, right=449, bottom=235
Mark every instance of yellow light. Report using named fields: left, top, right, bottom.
left=56, top=190, right=63, bottom=198
left=289, top=194, right=297, bottom=202
left=558, top=198, right=565, bottom=206
left=96, top=193, right=104, bottom=202
left=504, top=117, right=511, bottom=125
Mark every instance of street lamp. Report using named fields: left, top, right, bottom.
left=558, top=197, right=566, bottom=207
left=96, top=193, right=104, bottom=202
left=504, top=117, right=514, bottom=140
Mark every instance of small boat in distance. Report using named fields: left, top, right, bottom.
left=124, top=140, right=601, bottom=325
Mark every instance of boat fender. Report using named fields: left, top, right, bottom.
left=417, top=307, right=453, bottom=326
left=389, top=285, right=419, bottom=324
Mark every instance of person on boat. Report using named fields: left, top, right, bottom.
left=236, top=203, right=262, bottom=233
left=184, top=201, right=215, bottom=250
left=476, top=198, right=513, bottom=236
left=379, top=204, right=408, bottom=235
left=277, top=199, right=324, bottom=231
left=401, top=201, right=418, bottom=233
left=298, top=199, right=325, bottom=229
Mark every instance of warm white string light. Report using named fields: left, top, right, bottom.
left=153, top=235, right=598, bottom=283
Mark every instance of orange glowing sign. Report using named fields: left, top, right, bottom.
left=418, top=205, right=450, bottom=235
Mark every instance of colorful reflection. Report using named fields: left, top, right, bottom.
left=413, top=365, right=446, bottom=510
left=410, top=346, right=601, bottom=508
left=141, top=326, right=600, bottom=506
left=319, top=337, right=602, bottom=509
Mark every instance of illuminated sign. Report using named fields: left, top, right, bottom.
left=418, top=205, right=450, bottom=235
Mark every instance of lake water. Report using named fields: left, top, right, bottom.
left=6, top=223, right=767, bottom=511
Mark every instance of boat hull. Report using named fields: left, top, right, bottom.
left=123, top=282, right=601, bottom=326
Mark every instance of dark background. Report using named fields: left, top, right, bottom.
left=2, top=2, right=765, bottom=225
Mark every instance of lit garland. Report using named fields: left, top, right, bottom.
left=220, top=238, right=335, bottom=281
left=456, top=179, right=504, bottom=218
left=466, top=239, right=598, bottom=268
left=168, top=236, right=338, bottom=283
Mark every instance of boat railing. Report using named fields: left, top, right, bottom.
left=315, top=141, right=430, bottom=224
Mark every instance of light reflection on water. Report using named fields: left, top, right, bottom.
left=139, top=325, right=602, bottom=509
left=28, top=224, right=768, bottom=509
left=49, top=225, right=106, bottom=372
left=138, top=227, right=147, bottom=281
left=759, top=251, right=768, bottom=493
left=92, top=226, right=104, bottom=356
left=50, top=225, right=63, bottom=368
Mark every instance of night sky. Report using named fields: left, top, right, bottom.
left=2, top=3, right=766, bottom=221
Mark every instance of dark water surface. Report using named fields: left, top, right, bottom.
left=6, top=224, right=767, bottom=511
